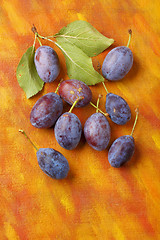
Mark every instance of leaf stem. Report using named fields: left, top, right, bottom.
left=37, top=34, right=74, bottom=62
left=32, top=26, right=42, bottom=52
left=37, top=34, right=50, bottom=41
left=31, top=24, right=38, bottom=35
left=37, top=37, right=42, bottom=46
left=102, top=82, right=109, bottom=94
left=130, top=108, right=139, bottom=136
left=69, top=97, right=83, bottom=113
left=19, top=129, right=38, bottom=151
left=33, top=33, right=37, bottom=49
left=127, top=29, right=132, bottom=48
left=31, top=25, right=41, bottom=49
left=90, top=102, right=108, bottom=117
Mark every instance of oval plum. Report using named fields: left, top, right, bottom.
left=58, top=79, right=92, bottom=107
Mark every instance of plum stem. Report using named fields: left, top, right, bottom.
left=37, top=37, right=42, bottom=46
left=31, top=24, right=38, bottom=35
left=96, top=94, right=102, bottom=113
left=96, top=97, right=100, bottom=113
left=55, top=78, right=63, bottom=94
left=102, top=82, right=109, bottom=94
left=96, top=63, right=109, bottom=94
left=32, top=33, right=37, bottom=50
left=31, top=25, right=42, bottom=47
left=69, top=97, right=83, bottom=113
left=130, top=108, right=139, bottom=136
left=127, top=29, right=132, bottom=48
left=19, top=129, right=38, bottom=151
left=97, top=61, right=101, bottom=72
left=90, top=102, right=108, bottom=117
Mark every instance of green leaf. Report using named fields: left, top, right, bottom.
left=16, top=46, right=44, bottom=98
left=55, top=41, right=104, bottom=85
left=55, top=20, right=114, bottom=57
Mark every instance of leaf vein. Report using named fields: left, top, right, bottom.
left=56, top=42, right=101, bottom=79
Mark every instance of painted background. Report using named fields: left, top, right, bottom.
left=0, top=0, right=160, bottom=239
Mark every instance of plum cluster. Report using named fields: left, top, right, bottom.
left=29, top=35, right=138, bottom=179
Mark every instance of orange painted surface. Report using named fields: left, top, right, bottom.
left=0, top=0, right=160, bottom=239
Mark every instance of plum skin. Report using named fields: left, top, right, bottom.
left=105, top=93, right=131, bottom=125
left=84, top=113, right=111, bottom=151
left=30, top=92, right=63, bottom=128
left=37, top=148, right=69, bottom=179
left=58, top=79, right=92, bottom=107
left=108, top=135, right=135, bottom=168
left=102, top=46, right=133, bottom=81
left=54, top=112, right=82, bottom=150
left=34, top=46, right=60, bottom=83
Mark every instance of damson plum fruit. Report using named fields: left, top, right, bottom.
left=102, top=30, right=133, bottom=81
left=108, top=109, right=139, bottom=168
left=108, top=136, right=135, bottom=167
left=34, top=46, right=60, bottom=83
left=19, top=130, right=69, bottom=179
left=105, top=93, right=131, bottom=125
left=84, top=113, right=111, bottom=151
left=102, top=83, right=131, bottom=125
left=54, top=112, right=82, bottom=150
left=30, top=92, right=63, bottom=128
left=102, top=46, right=133, bottom=81
left=37, top=148, right=69, bottom=179
left=58, top=79, right=92, bottom=107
